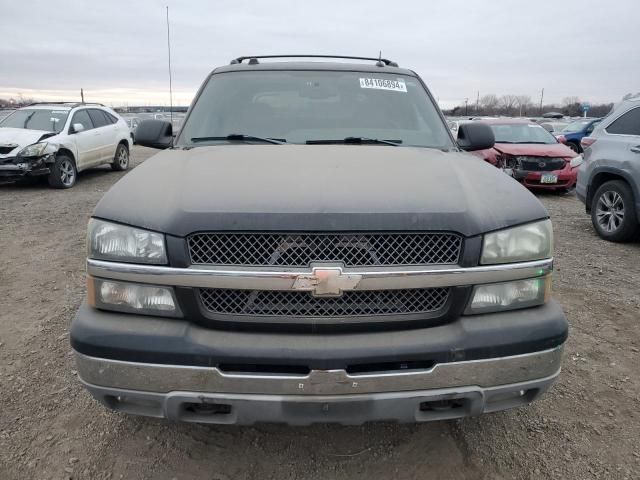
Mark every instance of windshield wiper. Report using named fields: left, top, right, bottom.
left=306, top=137, right=401, bottom=146
left=191, top=134, right=285, bottom=145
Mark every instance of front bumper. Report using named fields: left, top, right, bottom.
left=0, top=157, right=50, bottom=182
left=72, top=299, right=567, bottom=424
left=516, top=167, right=578, bottom=190
left=76, top=347, right=562, bottom=425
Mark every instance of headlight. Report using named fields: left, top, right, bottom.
left=88, top=218, right=167, bottom=264
left=570, top=155, right=583, bottom=168
left=481, top=220, right=553, bottom=264
left=18, top=142, right=49, bottom=157
left=465, top=276, right=551, bottom=315
left=88, top=277, right=181, bottom=317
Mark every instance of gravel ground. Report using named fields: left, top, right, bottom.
left=1, top=146, right=639, bottom=480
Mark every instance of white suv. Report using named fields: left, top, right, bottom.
left=0, top=102, right=131, bottom=188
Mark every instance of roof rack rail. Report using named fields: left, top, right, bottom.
left=230, top=55, right=399, bottom=67
left=25, top=101, right=106, bottom=108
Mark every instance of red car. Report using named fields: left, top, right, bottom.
left=471, top=119, right=578, bottom=191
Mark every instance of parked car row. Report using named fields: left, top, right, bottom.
left=464, top=119, right=579, bottom=192
left=0, top=102, right=131, bottom=188
left=448, top=99, right=640, bottom=242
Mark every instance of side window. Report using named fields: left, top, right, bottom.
left=70, top=110, right=94, bottom=132
left=100, top=110, right=118, bottom=124
left=585, top=120, right=600, bottom=135
left=606, top=108, right=640, bottom=136
left=88, top=109, right=109, bottom=128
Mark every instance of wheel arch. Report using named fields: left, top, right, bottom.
left=54, top=147, right=76, bottom=165
left=587, top=167, right=638, bottom=212
left=118, top=138, right=130, bottom=150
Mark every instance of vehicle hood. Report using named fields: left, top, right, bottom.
left=0, top=128, right=57, bottom=153
left=93, top=145, right=549, bottom=237
left=494, top=142, right=575, bottom=158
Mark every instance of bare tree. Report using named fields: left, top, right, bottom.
left=515, top=95, right=532, bottom=116
left=479, top=94, right=499, bottom=114
left=499, top=95, right=519, bottom=115
left=562, top=96, right=580, bottom=107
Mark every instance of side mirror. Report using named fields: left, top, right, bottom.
left=556, top=135, right=567, bottom=144
left=457, top=122, right=495, bottom=151
left=72, top=123, right=85, bottom=134
left=134, top=119, right=173, bottom=149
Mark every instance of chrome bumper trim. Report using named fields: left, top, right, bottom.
left=86, top=257, right=553, bottom=291
left=75, top=346, right=563, bottom=396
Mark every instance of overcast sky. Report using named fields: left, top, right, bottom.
left=1, top=0, right=638, bottom=108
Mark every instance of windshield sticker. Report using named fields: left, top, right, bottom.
left=52, top=111, right=68, bottom=114
left=359, top=78, right=407, bottom=92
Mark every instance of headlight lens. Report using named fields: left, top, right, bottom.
left=88, top=218, right=167, bottom=264
left=570, top=155, right=583, bottom=168
left=18, top=142, right=48, bottom=157
left=88, top=277, right=181, bottom=317
left=465, top=276, right=550, bottom=315
left=481, top=220, right=553, bottom=264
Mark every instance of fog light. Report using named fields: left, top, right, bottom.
left=89, top=277, right=181, bottom=317
left=465, top=276, right=550, bottom=315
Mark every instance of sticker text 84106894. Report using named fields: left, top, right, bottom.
left=359, top=78, right=407, bottom=92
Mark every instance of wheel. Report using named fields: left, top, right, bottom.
left=590, top=180, right=639, bottom=242
left=567, top=142, right=581, bottom=153
left=111, top=143, right=129, bottom=171
left=47, top=154, right=77, bottom=189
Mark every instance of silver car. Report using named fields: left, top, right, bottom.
left=576, top=97, right=640, bottom=241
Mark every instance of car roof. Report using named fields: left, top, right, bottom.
left=479, top=118, right=537, bottom=125
left=19, top=104, right=73, bottom=111
left=18, top=103, right=107, bottom=111
left=213, top=61, right=416, bottom=77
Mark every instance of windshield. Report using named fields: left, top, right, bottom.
left=0, top=108, right=69, bottom=133
left=177, top=70, right=453, bottom=149
left=489, top=123, right=558, bottom=144
left=561, top=120, right=590, bottom=133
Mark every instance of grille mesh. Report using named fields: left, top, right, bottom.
left=0, top=146, right=17, bottom=155
left=199, top=288, right=450, bottom=318
left=188, top=233, right=462, bottom=267
left=519, top=157, right=566, bottom=172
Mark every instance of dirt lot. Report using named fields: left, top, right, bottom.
left=1, top=146, right=639, bottom=480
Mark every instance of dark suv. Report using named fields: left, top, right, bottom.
left=71, top=55, right=567, bottom=425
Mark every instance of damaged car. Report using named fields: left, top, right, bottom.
left=0, top=102, right=131, bottom=188
left=472, top=119, right=579, bottom=192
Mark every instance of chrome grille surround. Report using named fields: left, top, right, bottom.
left=187, top=232, right=462, bottom=267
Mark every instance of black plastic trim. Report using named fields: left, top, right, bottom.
left=70, top=300, right=568, bottom=369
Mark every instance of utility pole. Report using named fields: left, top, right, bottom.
left=539, top=88, right=544, bottom=115
left=476, top=91, right=480, bottom=113
left=464, top=98, right=469, bottom=116
left=80, top=88, right=85, bottom=103
left=166, top=6, right=174, bottom=125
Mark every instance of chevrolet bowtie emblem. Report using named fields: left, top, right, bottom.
left=292, top=267, right=362, bottom=297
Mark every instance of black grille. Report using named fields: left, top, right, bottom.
left=188, top=233, right=462, bottom=267
left=0, top=145, right=17, bottom=155
left=199, top=288, right=450, bottom=318
left=519, top=157, right=566, bottom=172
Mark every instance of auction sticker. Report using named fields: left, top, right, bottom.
left=359, top=78, right=407, bottom=92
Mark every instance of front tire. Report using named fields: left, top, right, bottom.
left=48, top=154, right=77, bottom=189
left=591, top=180, right=639, bottom=242
left=111, top=143, right=129, bottom=171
